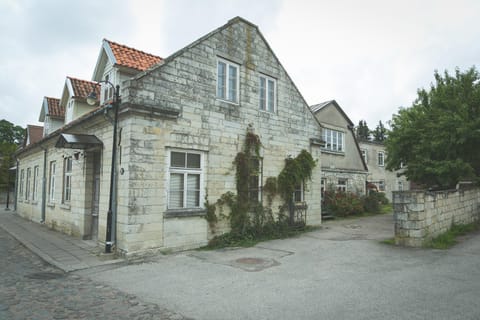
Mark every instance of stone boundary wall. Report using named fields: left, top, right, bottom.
left=393, top=187, right=480, bottom=247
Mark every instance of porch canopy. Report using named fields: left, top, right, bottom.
left=55, top=133, right=103, bottom=149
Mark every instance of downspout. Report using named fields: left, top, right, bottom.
left=14, top=158, right=19, bottom=211
left=41, top=148, right=47, bottom=223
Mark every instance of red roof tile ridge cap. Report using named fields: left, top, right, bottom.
left=45, top=96, right=60, bottom=100
left=66, top=76, right=98, bottom=84
left=104, top=38, right=163, bottom=60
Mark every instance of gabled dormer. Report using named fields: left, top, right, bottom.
left=91, top=39, right=163, bottom=104
left=39, top=96, right=63, bottom=137
left=59, top=77, right=100, bottom=124
left=310, top=100, right=367, bottom=172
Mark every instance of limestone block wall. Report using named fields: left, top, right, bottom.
left=393, top=187, right=480, bottom=247
left=117, top=18, right=324, bottom=255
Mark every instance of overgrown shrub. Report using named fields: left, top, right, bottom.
left=363, top=193, right=381, bottom=214
left=323, top=191, right=364, bottom=217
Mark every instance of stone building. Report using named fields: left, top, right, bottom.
left=15, top=17, right=324, bottom=257
left=310, top=100, right=368, bottom=195
left=358, top=139, right=409, bottom=201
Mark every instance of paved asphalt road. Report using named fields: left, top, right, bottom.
left=82, top=213, right=480, bottom=320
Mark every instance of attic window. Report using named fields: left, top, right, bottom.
left=102, top=73, right=114, bottom=103
left=217, top=58, right=239, bottom=103
left=259, top=74, right=276, bottom=113
left=322, top=128, right=344, bottom=153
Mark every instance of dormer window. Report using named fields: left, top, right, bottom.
left=322, top=128, right=344, bottom=153
left=102, top=73, right=114, bottom=103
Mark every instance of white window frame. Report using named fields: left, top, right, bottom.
left=63, top=157, right=72, bottom=204
left=323, top=128, right=344, bottom=152
left=248, top=157, right=263, bottom=204
left=293, top=181, right=304, bottom=203
left=397, top=180, right=404, bottom=191
left=101, top=71, right=115, bottom=103
left=49, top=161, right=56, bottom=202
left=378, top=151, right=385, bottom=166
left=168, top=150, right=204, bottom=209
left=25, top=168, right=31, bottom=200
left=337, top=178, right=347, bottom=192
left=216, top=58, right=239, bottom=103
left=19, top=169, right=24, bottom=199
left=32, top=165, right=39, bottom=201
left=259, top=74, right=276, bottom=113
left=361, top=149, right=367, bottom=163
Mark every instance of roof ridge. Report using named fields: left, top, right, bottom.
left=104, top=38, right=163, bottom=60
left=45, top=96, right=60, bottom=100
left=66, top=76, right=98, bottom=84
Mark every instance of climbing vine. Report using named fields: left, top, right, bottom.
left=205, top=128, right=316, bottom=247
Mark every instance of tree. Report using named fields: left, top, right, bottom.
left=372, top=120, right=387, bottom=142
left=0, top=119, right=24, bottom=145
left=386, top=67, right=480, bottom=189
left=0, top=119, right=24, bottom=193
left=356, top=120, right=370, bottom=140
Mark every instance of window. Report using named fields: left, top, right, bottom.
left=32, top=166, right=39, bottom=201
left=19, top=169, right=24, bottom=199
left=217, top=59, right=239, bottom=103
left=337, top=179, right=347, bottom=192
left=102, top=73, right=114, bottom=103
left=361, top=149, right=367, bottom=163
left=49, top=161, right=56, bottom=202
left=371, top=180, right=385, bottom=192
left=323, top=128, right=344, bottom=152
left=168, top=151, right=203, bottom=209
left=294, top=182, right=304, bottom=203
left=25, top=168, right=31, bottom=200
left=321, top=178, right=326, bottom=197
left=63, top=157, right=72, bottom=204
left=378, top=180, right=385, bottom=192
left=259, top=75, right=276, bottom=112
left=248, top=157, right=262, bottom=203
left=397, top=180, right=404, bottom=191
left=378, top=151, right=385, bottom=166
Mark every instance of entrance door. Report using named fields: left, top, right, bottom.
left=90, top=153, right=101, bottom=240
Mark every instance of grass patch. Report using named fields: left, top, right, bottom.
left=423, top=222, right=480, bottom=249
left=200, top=225, right=318, bottom=250
left=380, top=203, right=393, bottom=214
left=380, top=238, right=396, bottom=245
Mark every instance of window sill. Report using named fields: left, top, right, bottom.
left=47, top=202, right=55, bottom=208
left=165, top=208, right=206, bottom=218
left=216, top=98, right=239, bottom=106
left=31, top=201, right=39, bottom=205
left=60, top=203, right=71, bottom=210
left=321, top=149, right=345, bottom=156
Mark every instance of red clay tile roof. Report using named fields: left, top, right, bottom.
left=26, top=125, right=44, bottom=146
left=67, top=77, right=100, bottom=100
left=106, top=39, right=163, bottom=71
left=45, top=97, right=64, bottom=119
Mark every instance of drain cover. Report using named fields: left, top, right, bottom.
left=25, top=272, right=64, bottom=280
left=235, top=257, right=266, bottom=265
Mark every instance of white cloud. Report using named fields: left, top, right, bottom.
left=1, top=0, right=480, bottom=131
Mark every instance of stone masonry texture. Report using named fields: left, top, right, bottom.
left=393, top=187, right=480, bottom=247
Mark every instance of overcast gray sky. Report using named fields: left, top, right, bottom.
left=1, top=0, right=479, bottom=130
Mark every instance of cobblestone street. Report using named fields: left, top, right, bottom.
left=0, top=228, right=191, bottom=320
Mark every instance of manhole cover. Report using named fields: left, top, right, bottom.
left=25, top=272, right=64, bottom=280
left=235, top=257, right=266, bottom=265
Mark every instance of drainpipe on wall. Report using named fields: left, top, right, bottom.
left=14, top=158, right=19, bottom=211
left=41, top=148, right=48, bottom=223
